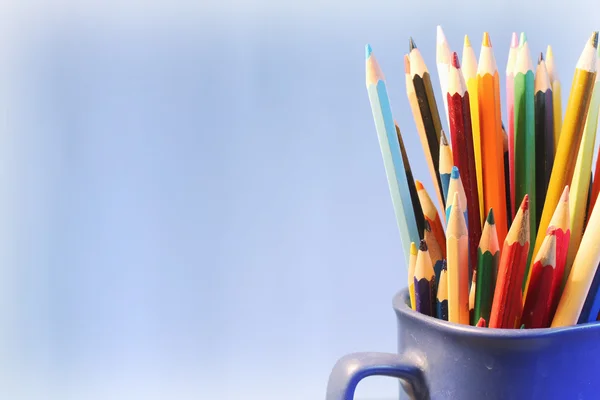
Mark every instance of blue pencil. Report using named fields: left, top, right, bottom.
left=365, top=44, right=421, bottom=264
left=446, top=166, right=469, bottom=227
left=578, top=261, right=600, bottom=323
left=414, top=240, right=436, bottom=317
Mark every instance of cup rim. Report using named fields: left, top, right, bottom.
left=392, top=288, right=600, bottom=338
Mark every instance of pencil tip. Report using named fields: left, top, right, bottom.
left=561, top=185, right=570, bottom=202
left=419, top=239, right=428, bottom=252
left=409, top=37, right=417, bottom=51
left=451, top=51, right=460, bottom=68
left=547, top=226, right=558, bottom=236
left=546, top=45, right=553, bottom=58
left=404, top=54, right=411, bottom=73
left=538, top=52, right=544, bottom=63
left=482, top=32, right=491, bottom=47
left=365, top=44, right=373, bottom=59
left=519, top=32, right=527, bottom=46
left=521, top=195, right=529, bottom=211
left=486, top=208, right=495, bottom=224
left=451, top=166, right=460, bottom=179
left=510, top=32, right=519, bottom=48
left=592, top=31, right=599, bottom=49
left=440, top=129, right=448, bottom=145
left=410, top=241, right=418, bottom=254
left=424, top=219, right=432, bottom=232
left=436, top=25, right=447, bottom=44
left=520, top=324, right=525, bottom=329
left=415, top=180, right=424, bottom=190
left=441, top=259, right=447, bottom=271
left=464, top=34, right=471, bottom=47
left=477, top=317, right=486, bottom=327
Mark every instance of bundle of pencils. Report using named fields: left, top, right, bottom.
left=365, top=28, right=600, bottom=328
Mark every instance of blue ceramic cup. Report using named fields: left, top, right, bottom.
left=326, top=288, right=600, bottom=400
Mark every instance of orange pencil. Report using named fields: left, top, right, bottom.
left=416, top=180, right=446, bottom=257
left=477, top=32, right=508, bottom=246
left=489, top=195, right=530, bottom=329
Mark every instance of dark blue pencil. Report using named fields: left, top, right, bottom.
left=414, top=240, right=436, bottom=317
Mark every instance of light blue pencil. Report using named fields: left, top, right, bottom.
left=445, top=166, right=469, bottom=227
left=366, top=44, right=420, bottom=263
left=439, top=129, right=453, bottom=209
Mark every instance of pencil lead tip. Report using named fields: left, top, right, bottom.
left=464, top=34, right=471, bottom=47
left=519, top=32, right=527, bottom=46
left=538, top=52, right=544, bottom=63
left=482, top=32, right=491, bottom=47
left=561, top=185, right=570, bottom=202
left=365, top=44, right=373, bottom=59
left=409, top=37, right=417, bottom=51
left=546, top=45, right=553, bottom=58
left=451, top=51, right=460, bottom=68
left=510, top=32, right=519, bottom=48
left=477, top=318, right=486, bottom=327
left=415, top=180, right=424, bottom=190
left=547, top=226, right=558, bottom=236
left=486, top=208, right=495, bottom=224
left=404, top=54, right=411, bottom=73
left=440, top=129, right=448, bottom=146
left=521, top=195, right=529, bottom=211
left=520, top=324, right=525, bottom=329
left=592, top=31, right=599, bottom=49
left=424, top=219, right=432, bottom=232
left=419, top=239, right=428, bottom=252
left=410, top=242, right=418, bottom=254
left=450, top=166, right=460, bottom=179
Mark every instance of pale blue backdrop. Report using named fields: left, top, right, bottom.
left=0, top=1, right=597, bottom=399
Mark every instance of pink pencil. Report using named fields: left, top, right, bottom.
left=506, top=32, right=519, bottom=218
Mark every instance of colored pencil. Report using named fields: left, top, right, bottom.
left=409, top=38, right=446, bottom=211
left=425, top=220, right=445, bottom=288
left=474, top=209, right=500, bottom=325
left=416, top=180, right=446, bottom=257
left=534, top=53, right=554, bottom=231
left=437, top=26, right=452, bottom=129
left=476, top=317, right=486, bottom=327
left=529, top=32, right=599, bottom=297
left=513, top=34, right=537, bottom=275
left=552, top=182, right=600, bottom=327
left=506, top=32, right=519, bottom=218
left=439, top=130, right=453, bottom=205
left=469, top=270, right=477, bottom=325
left=578, top=261, right=600, bottom=323
left=437, top=263, right=449, bottom=321
left=462, top=34, right=485, bottom=225
left=591, top=145, right=600, bottom=212
left=502, top=124, right=512, bottom=225
left=545, top=45, right=563, bottom=152
left=489, top=195, right=530, bottom=329
left=477, top=32, right=508, bottom=247
left=447, top=51, right=482, bottom=278
left=521, top=228, right=559, bottom=328
left=414, top=240, right=436, bottom=317
left=446, top=166, right=468, bottom=227
left=366, top=45, right=421, bottom=264
left=544, top=186, right=571, bottom=298
left=565, top=49, right=600, bottom=282
left=396, top=122, right=425, bottom=240
left=447, top=192, right=470, bottom=324
left=408, top=242, right=418, bottom=310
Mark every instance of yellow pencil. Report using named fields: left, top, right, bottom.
left=527, top=32, right=598, bottom=298
left=408, top=242, right=418, bottom=310
left=462, top=34, right=484, bottom=225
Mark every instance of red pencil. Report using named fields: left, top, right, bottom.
left=447, top=52, right=482, bottom=276
left=489, top=195, right=530, bottom=328
left=476, top=317, right=486, bottom=327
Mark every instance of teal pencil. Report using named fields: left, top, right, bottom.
left=446, top=166, right=469, bottom=229
left=439, top=129, right=453, bottom=205
left=365, top=45, right=421, bottom=263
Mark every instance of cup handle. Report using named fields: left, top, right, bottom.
left=325, top=352, right=429, bottom=400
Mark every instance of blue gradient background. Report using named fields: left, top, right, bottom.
left=0, top=1, right=597, bottom=399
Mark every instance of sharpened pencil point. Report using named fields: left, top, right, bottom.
left=424, top=219, right=432, bottom=232
left=365, top=44, right=373, bottom=59
left=487, top=208, right=495, bottom=224
left=477, top=317, right=486, bottom=327
left=436, top=26, right=447, bottom=44
left=410, top=242, right=418, bottom=255
left=520, top=324, right=525, bottom=329
left=409, top=37, right=417, bottom=51
left=520, top=194, right=529, bottom=211
left=419, top=239, right=428, bottom=252
left=538, top=52, right=544, bottom=64
left=560, top=185, right=569, bottom=202
left=519, top=32, right=527, bottom=46
left=404, top=54, right=410, bottom=74
left=440, top=129, right=448, bottom=146
left=482, top=32, right=491, bottom=47
left=451, top=166, right=460, bottom=179
left=415, top=180, right=424, bottom=191
left=592, top=31, right=599, bottom=48
left=464, top=34, right=471, bottom=47
left=451, top=52, right=460, bottom=68
left=546, top=226, right=558, bottom=236
left=510, top=32, right=519, bottom=48
left=441, top=259, right=447, bottom=271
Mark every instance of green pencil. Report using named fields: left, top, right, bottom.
left=474, top=209, right=500, bottom=324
